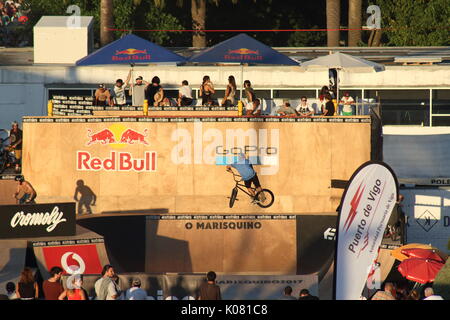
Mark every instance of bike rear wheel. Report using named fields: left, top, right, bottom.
left=0, top=152, right=7, bottom=174
left=229, top=187, right=238, bottom=208
left=255, top=189, right=274, bottom=208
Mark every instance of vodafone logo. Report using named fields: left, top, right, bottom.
left=61, top=252, right=86, bottom=274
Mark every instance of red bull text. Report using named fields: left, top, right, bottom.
left=112, top=48, right=151, bottom=62
left=77, top=151, right=157, bottom=172
left=224, top=48, right=263, bottom=61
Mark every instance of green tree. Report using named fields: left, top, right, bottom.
left=23, top=0, right=183, bottom=46
left=373, top=0, right=450, bottom=46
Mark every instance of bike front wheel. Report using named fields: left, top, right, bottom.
left=255, top=189, right=274, bottom=208
left=229, top=187, right=238, bottom=208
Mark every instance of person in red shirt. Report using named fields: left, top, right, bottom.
left=42, top=266, right=64, bottom=300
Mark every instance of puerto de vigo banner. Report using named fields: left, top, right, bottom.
left=334, top=161, right=398, bottom=300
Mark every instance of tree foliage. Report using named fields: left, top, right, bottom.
left=23, top=0, right=184, bottom=46
left=373, top=0, right=450, bottom=46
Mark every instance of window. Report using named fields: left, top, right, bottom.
left=365, top=90, right=430, bottom=126
left=273, top=89, right=316, bottom=99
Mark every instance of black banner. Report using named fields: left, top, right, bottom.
left=0, top=202, right=76, bottom=239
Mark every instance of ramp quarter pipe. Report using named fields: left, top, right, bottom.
left=22, top=116, right=371, bottom=215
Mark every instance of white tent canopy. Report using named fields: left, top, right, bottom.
left=300, top=52, right=385, bottom=73
left=300, top=52, right=385, bottom=102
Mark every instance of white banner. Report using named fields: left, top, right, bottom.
left=334, top=162, right=398, bottom=300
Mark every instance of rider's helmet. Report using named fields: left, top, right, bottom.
left=15, top=175, right=24, bottom=182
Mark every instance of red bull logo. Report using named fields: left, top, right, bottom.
left=227, top=48, right=260, bottom=55
left=115, top=48, right=148, bottom=55
left=112, top=48, right=151, bottom=62
left=224, top=48, right=263, bottom=61
left=85, top=127, right=149, bottom=146
left=78, top=126, right=157, bottom=172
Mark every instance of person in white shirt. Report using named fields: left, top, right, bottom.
left=296, top=96, right=314, bottom=117
left=423, top=287, right=444, bottom=300
left=113, top=77, right=129, bottom=106
left=125, top=279, right=148, bottom=300
left=340, top=91, right=355, bottom=116
left=177, top=80, right=193, bottom=106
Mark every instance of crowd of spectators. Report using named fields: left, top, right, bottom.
left=0, top=266, right=446, bottom=301
left=0, top=0, right=30, bottom=47
left=98, top=71, right=358, bottom=118
left=369, top=281, right=444, bottom=300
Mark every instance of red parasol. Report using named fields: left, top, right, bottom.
left=401, top=248, right=445, bottom=263
left=398, top=258, right=444, bottom=284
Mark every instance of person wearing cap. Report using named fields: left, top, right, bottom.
left=127, top=70, right=149, bottom=107
left=13, top=175, right=36, bottom=204
left=124, top=278, right=147, bottom=300
left=8, top=121, right=22, bottom=172
left=113, top=75, right=130, bottom=106
left=339, top=91, right=355, bottom=116
left=94, top=84, right=113, bottom=106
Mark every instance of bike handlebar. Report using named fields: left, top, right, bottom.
left=227, top=169, right=243, bottom=182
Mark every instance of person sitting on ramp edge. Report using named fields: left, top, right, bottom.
left=226, top=153, right=265, bottom=204
left=13, top=175, right=37, bottom=204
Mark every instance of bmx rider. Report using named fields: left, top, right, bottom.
left=226, top=153, right=265, bottom=203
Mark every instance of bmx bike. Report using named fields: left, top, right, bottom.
left=228, top=170, right=274, bottom=208
left=0, top=130, right=18, bottom=174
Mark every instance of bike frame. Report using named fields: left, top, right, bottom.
left=231, top=172, right=257, bottom=198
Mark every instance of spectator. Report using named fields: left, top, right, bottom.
left=125, top=278, right=147, bottom=300
left=95, top=264, right=120, bottom=300
left=243, top=80, right=256, bottom=110
left=13, top=175, right=37, bottom=204
left=153, top=87, right=171, bottom=107
left=200, top=75, right=215, bottom=106
left=113, top=78, right=129, bottom=106
left=58, top=274, right=87, bottom=300
left=423, top=287, right=444, bottom=300
left=298, top=289, right=319, bottom=300
left=277, top=101, right=297, bottom=117
left=6, top=282, right=17, bottom=300
left=9, top=120, right=22, bottom=172
left=177, top=80, right=193, bottom=106
left=323, top=94, right=335, bottom=116
left=405, top=289, right=420, bottom=300
left=94, top=84, right=112, bottom=106
left=246, top=98, right=261, bottom=116
left=279, top=286, right=297, bottom=300
left=145, top=76, right=165, bottom=107
left=296, top=96, right=314, bottom=117
left=340, top=91, right=355, bottom=116
left=222, top=75, right=237, bottom=107
left=16, top=267, right=38, bottom=300
left=197, top=271, right=221, bottom=300
left=317, top=86, right=329, bottom=115
left=370, top=282, right=396, bottom=300
left=42, top=266, right=64, bottom=300
left=128, top=72, right=149, bottom=107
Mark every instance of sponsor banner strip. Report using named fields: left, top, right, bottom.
left=146, top=214, right=297, bottom=220
left=32, top=238, right=105, bottom=247
left=23, top=117, right=371, bottom=123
